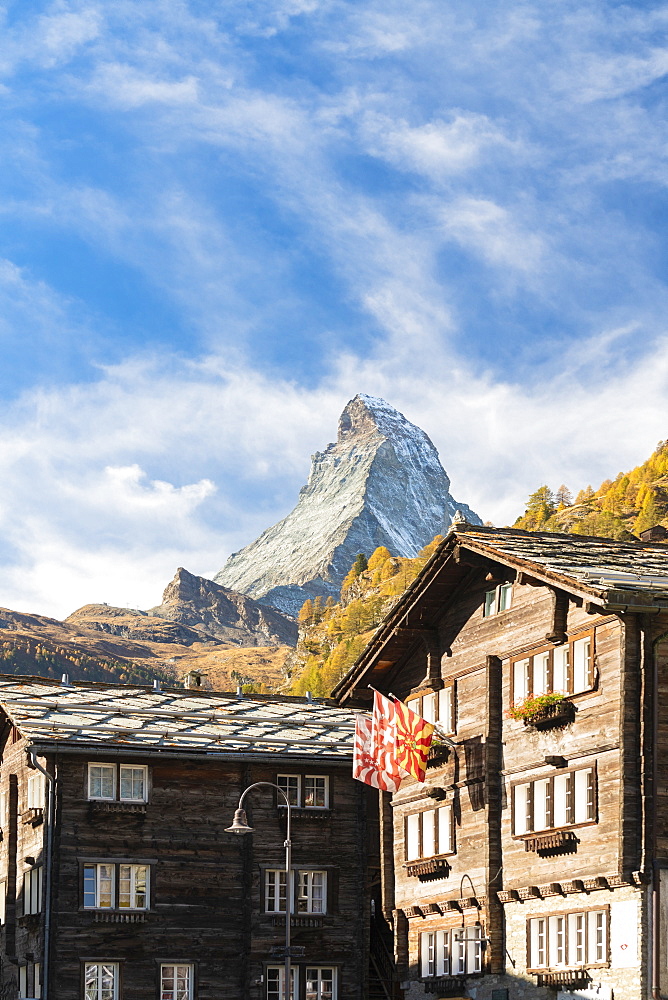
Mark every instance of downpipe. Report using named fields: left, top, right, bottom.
left=27, top=750, right=55, bottom=1000
left=650, top=629, right=668, bottom=1000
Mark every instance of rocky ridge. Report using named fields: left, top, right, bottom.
left=148, top=567, right=298, bottom=647
left=215, top=394, right=481, bottom=615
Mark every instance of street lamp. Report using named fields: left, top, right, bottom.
left=226, top=782, right=293, bottom=1000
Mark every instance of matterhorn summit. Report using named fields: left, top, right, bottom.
left=214, top=394, right=481, bottom=615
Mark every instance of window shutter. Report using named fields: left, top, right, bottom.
left=437, top=805, right=451, bottom=854
left=553, top=774, right=568, bottom=828
left=406, top=814, right=420, bottom=861
left=513, top=784, right=529, bottom=835
left=422, top=810, right=436, bottom=858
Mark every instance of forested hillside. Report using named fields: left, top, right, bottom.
left=288, top=537, right=444, bottom=696
left=513, top=440, right=668, bottom=540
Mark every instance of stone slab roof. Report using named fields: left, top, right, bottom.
left=455, top=525, right=668, bottom=594
left=0, top=675, right=357, bottom=759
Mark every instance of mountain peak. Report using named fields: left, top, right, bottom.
left=338, top=394, right=421, bottom=444
left=214, top=395, right=481, bottom=615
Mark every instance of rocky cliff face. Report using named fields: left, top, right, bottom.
left=149, top=568, right=298, bottom=647
left=214, top=394, right=481, bottom=615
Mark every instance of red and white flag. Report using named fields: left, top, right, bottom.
left=371, top=691, right=402, bottom=792
left=352, top=715, right=384, bottom=789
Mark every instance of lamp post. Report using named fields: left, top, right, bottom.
left=226, top=781, right=292, bottom=1000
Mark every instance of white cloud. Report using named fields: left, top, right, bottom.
left=360, top=112, right=524, bottom=178
left=86, top=63, right=199, bottom=108
left=439, top=197, right=546, bottom=273
left=1, top=324, right=668, bottom=619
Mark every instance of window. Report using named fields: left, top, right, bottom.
left=160, top=964, right=193, bottom=1000
left=119, top=864, right=147, bottom=908
left=420, top=927, right=482, bottom=977
left=304, top=776, right=328, bottom=808
left=277, top=775, right=300, bottom=806
left=27, top=773, right=45, bottom=810
left=84, top=964, right=118, bottom=1000
left=405, top=805, right=453, bottom=860
left=528, top=910, right=608, bottom=970
left=265, top=870, right=327, bottom=914
left=407, top=686, right=455, bottom=735
left=511, top=632, right=595, bottom=704
left=513, top=768, right=596, bottom=835
left=0, top=879, right=6, bottom=925
left=119, top=766, right=146, bottom=802
left=83, top=863, right=148, bottom=910
left=87, top=763, right=147, bottom=802
left=18, top=962, right=40, bottom=999
left=277, top=774, right=329, bottom=809
left=266, top=967, right=297, bottom=1000
left=23, top=866, right=42, bottom=915
left=305, top=967, right=336, bottom=1000
left=297, top=871, right=326, bottom=913
left=484, top=583, right=512, bottom=617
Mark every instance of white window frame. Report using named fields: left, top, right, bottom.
left=420, top=927, right=481, bottom=977
left=0, top=878, right=6, bottom=925
left=483, top=583, right=512, bottom=617
left=510, top=631, right=595, bottom=705
left=265, top=870, right=327, bottom=914
left=87, top=764, right=117, bottom=801
left=266, top=966, right=298, bottom=1000
left=87, top=763, right=148, bottom=802
left=296, top=870, right=327, bottom=914
left=27, top=773, right=45, bottom=810
left=160, top=963, right=194, bottom=1000
left=277, top=775, right=301, bottom=807
left=119, top=765, right=148, bottom=803
left=528, top=909, right=608, bottom=970
left=305, top=966, right=337, bottom=1000
left=18, top=961, right=40, bottom=1000
left=405, top=805, right=453, bottom=861
left=23, top=866, right=42, bottom=915
left=83, top=864, right=115, bottom=910
left=118, top=864, right=149, bottom=909
left=304, top=776, right=329, bottom=809
left=277, top=774, right=330, bottom=810
left=265, top=869, right=288, bottom=914
left=407, top=685, right=456, bottom=735
left=84, top=963, right=119, bottom=1000
left=512, top=766, right=597, bottom=836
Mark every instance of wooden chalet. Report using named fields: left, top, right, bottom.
left=0, top=676, right=384, bottom=1000
left=334, top=523, right=668, bottom=1000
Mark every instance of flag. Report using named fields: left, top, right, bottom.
left=394, top=698, right=435, bottom=783
left=352, top=715, right=385, bottom=788
left=368, top=691, right=401, bottom=792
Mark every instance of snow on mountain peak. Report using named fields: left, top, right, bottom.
left=214, top=395, right=482, bottom=616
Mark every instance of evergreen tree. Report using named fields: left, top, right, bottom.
left=352, top=553, right=368, bottom=576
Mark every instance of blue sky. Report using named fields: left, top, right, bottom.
left=2, top=0, right=668, bottom=617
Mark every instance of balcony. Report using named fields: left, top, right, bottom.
left=405, top=856, right=451, bottom=880
left=524, top=830, right=578, bottom=855
left=521, top=699, right=575, bottom=730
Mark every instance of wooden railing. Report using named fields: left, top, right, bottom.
left=370, top=916, right=402, bottom=999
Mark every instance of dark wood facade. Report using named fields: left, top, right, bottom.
left=0, top=680, right=377, bottom=1000
left=335, top=524, right=668, bottom=1000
